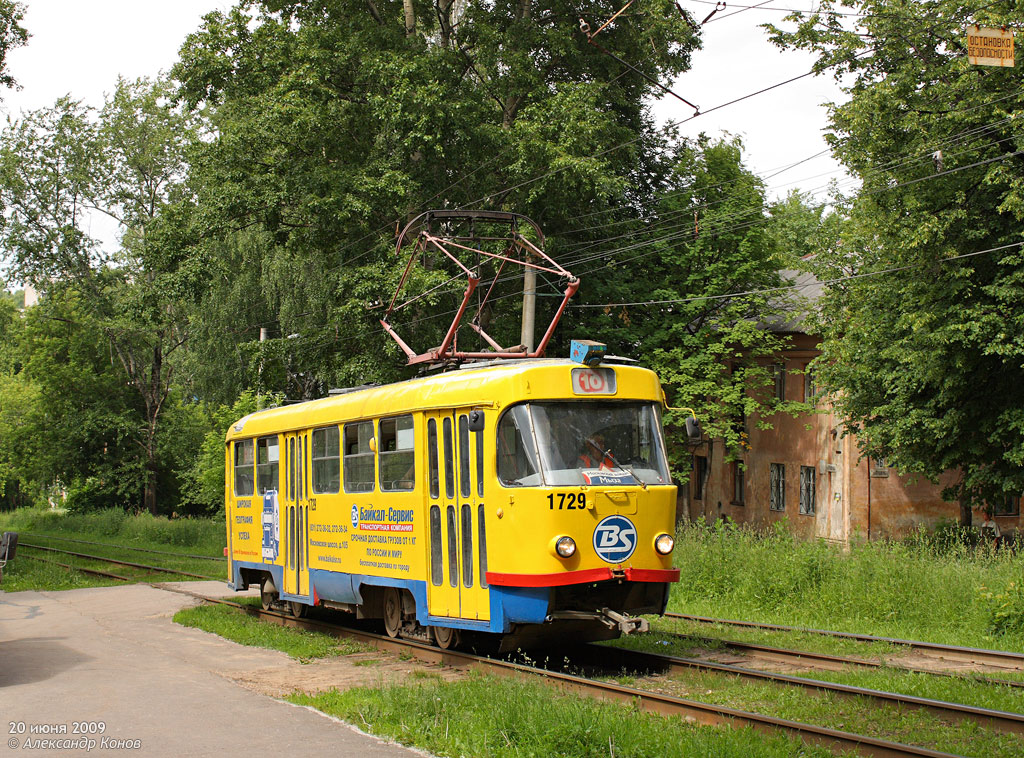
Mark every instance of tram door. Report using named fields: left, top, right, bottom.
left=424, top=411, right=490, bottom=621
left=283, top=431, right=310, bottom=599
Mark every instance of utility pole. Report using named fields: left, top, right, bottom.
left=258, top=327, right=268, bottom=410
left=520, top=251, right=536, bottom=353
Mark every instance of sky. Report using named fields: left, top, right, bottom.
left=0, top=0, right=850, bottom=249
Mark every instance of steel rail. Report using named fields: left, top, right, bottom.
left=159, top=587, right=959, bottom=758
left=20, top=532, right=227, bottom=562
left=18, top=542, right=219, bottom=581
left=19, top=553, right=134, bottom=582
left=664, top=613, right=1024, bottom=672
left=580, top=645, right=1024, bottom=735
left=658, top=629, right=1024, bottom=689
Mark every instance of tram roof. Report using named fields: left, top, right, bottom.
left=226, top=358, right=663, bottom=441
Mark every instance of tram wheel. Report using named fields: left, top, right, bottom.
left=383, top=587, right=402, bottom=638
left=260, top=576, right=277, bottom=611
left=433, top=625, right=460, bottom=650
left=289, top=601, right=307, bottom=619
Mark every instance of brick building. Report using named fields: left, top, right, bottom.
left=679, top=275, right=1023, bottom=543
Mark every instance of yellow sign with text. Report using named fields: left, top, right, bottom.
left=967, top=25, right=1014, bottom=67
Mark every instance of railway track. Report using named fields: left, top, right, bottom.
left=166, top=590, right=960, bottom=758
left=16, top=546, right=1023, bottom=753
left=16, top=541, right=220, bottom=581
left=664, top=613, right=1024, bottom=673
left=576, top=644, right=1024, bottom=735
left=652, top=628, right=1024, bottom=690
left=18, top=531, right=227, bottom=562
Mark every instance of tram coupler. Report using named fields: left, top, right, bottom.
left=547, top=608, right=649, bottom=635
left=600, top=607, right=649, bottom=635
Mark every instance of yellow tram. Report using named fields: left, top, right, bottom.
left=224, top=357, right=679, bottom=649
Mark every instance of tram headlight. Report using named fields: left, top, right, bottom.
left=654, top=533, right=675, bottom=555
left=554, top=536, right=577, bottom=558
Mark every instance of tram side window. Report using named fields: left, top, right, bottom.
left=429, top=505, right=443, bottom=586
left=379, top=415, right=415, bottom=491
left=344, top=421, right=375, bottom=493
left=458, top=415, right=470, bottom=498
left=475, top=426, right=484, bottom=497
left=428, top=419, right=440, bottom=499
left=256, top=435, right=279, bottom=494
left=443, top=418, right=455, bottom=499
left=234, top=439, right=254, bottom=496
left=312, top=425, right=341, bottom=494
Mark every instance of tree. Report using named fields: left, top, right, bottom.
left=171, top=0, right=699, bottom=401
left=769, top=0, right=1024, bottom=523
left=1, top=288, right=146, bottom=511
left=0, top=1, right=27, bottom=91
left=0, top=78, right=202, bottom=513
left=567, top=136, right=808, bottom=474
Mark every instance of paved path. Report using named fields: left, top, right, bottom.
left=0, top=582, right=426, bottom=757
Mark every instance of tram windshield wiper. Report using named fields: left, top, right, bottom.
left=601, top=449, right=648, bottom=489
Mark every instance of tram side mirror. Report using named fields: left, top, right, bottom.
left=684, top=417, right=702, bottom=444
left=1, top=531, right=18, bottom=561
left=468, top=410, right=485, bottom=432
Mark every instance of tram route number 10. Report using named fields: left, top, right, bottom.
left=547, top=492, right=586, bottom=510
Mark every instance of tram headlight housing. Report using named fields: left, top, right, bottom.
left=654, top=533, right=675, bottom=555
left=554, top=536, right=577, bottom=558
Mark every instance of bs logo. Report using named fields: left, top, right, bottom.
left=351, top=504, right=359, bottom=530
left=592, top=515, right=638, bottom=564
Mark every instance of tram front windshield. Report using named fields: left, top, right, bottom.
left=497, top=402, right=671, bottom=487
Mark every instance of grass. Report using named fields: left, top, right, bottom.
left=669, top=519, right=1024, bottom=650
left=173, top=602, right=368, bottom=661
left=0, top=507, right=225, bottom=591
left=0, top=507, right=224, bottom=550
left=288, top=673, right=841, bottom=757
left=0, top=553, right=126, bottom=592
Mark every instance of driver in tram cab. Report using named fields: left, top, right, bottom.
left=578, top=433, right=615, bottom=470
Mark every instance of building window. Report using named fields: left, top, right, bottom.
left=256, top=435, right=279, bottom=494
left=769, top=463, right=785, bottom=511
left=693, top=456, right=708, bottom=500
left=343, top=421, right=374, bottom=493
left=799, top=465, right=816, bottom=515
left=312, top=425, right=341, bottom=494
left=996, top=495, right=1020, bottom=517
left=774, top=363, right=786, bottom=401
left=379, top=415, right=415, bottom=491
left=803, top=365, right=816, bottom=403
left=731, top=462, right=745, bottom=505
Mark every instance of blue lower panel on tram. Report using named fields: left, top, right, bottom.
left=232, top=563, right=551, bottom=634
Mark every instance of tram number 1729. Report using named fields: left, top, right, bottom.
left=547, top=492, right=586, bottom=510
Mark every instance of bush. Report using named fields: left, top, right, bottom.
left=178, top=390, right=270, bottom=516
left=979, top=582, right=1024, bottom=636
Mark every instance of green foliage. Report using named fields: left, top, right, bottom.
left=979, top=581, right=1024, bottom=636
left=172, top=0, right=700, bottom=403
left=0, top=78, right=204, bottom=513
left=179, top=389, right=267, bottom=515
left=569, top=137, right=811, bottom=475
left=0, top=0, right=25, bottom=91
left=768, top=0, right=1024, bottom=515
left=671, top=520, right=1024, bottom=649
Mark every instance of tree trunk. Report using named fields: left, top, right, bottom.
left=403, top=0, right=416, bottom=36
left=959, top=496, right=972, bottom=528
left=144, top=432, right=158, bottom=515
